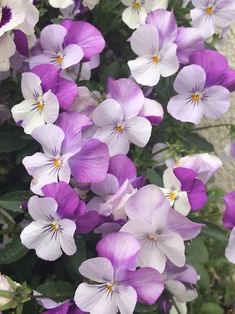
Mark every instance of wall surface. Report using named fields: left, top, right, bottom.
left=200, top=25, right=235, bottom=192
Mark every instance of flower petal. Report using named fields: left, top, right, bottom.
left=125, top=116, right=152, bottom=148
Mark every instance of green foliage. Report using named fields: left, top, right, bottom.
left=36, top=280, right=74, bottom=302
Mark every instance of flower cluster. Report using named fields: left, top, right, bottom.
left=1, top=0, right=235, bottom=313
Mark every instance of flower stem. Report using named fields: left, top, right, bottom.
left=191, top=123, right=233, bottom=132
left=16, top=303, right=24, bottom=314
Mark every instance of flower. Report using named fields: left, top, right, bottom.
left=82, top=0, right=100, bottom=10
left=48, top=0, right=73, bottom=9
left=121, top=0, right=168, bottom=29
left=20, top=195, right=77, bottom=261
left=160, top=167, right=207, bottom=216
left=128, top=9, right=204, bottom=86
left=74, top=232, right=164, bottom=313
left=0, top=275, right=14, bottom=309
left=23, top=114, right=109, bottom=194
left=0, top=33, right=15, bottom=72
left=222, top=192, right=235, bottom=263
left=190, top=0, right=235, bottom=39
left=167, top=64, right=230, bottom=124
left=11, top=72, right=59, bottom=134
left=92, top=78, right=158, bottom=156
left=29, top=24, right=84, bottom=70
left=121, top=185, right=203, bottom=272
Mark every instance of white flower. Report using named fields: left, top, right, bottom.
left=20, top=196, right=77, bottom=261
left=48, top=0, right=73, bottom=9
left=82, top=0, right=100, bottom=10
left=0, top=33, right=15, bottom=72
left=11, top=72, right=59, bottom=134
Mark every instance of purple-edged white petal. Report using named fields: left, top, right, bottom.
left=139, top=98, right=164, bottom=124
left=21, top=72, right=42, bottom=99
left=96, top=232, right=141, bottom=270
left=28, top=196, right=58, bottom=222
left=91, top=174, right=119, bottom=197
left=62, top=44, right=84, bottom=69
left=40, top=24, right=67, bottom=52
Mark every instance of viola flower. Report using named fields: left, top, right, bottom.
left=224, top=140, right=235, bottom=160
left=121, top=185, right=203, bottom=272
left=176, top=153, right=223, bottom=184
left=121, top=0, right=168, bottom=29
left=128, top=9, right=204, bottom=86
left=92, top=78, right=161, bottom=156
left=74, top=232, right=164, bottom=313
left=0, top=33, right=16, bottom=72
left=11, top=72, right=59, bottom=134
left=190, top=0, right=235, bottom=39
left=29, top=24, right=84, bottom=70
left=160, top=167, right=207, bottom=216
left=23, top=113, right=109, bottom=194
left=20, top=195, right=77, bottom=261
left=167, top=64, right=230, bottom=124
left=222, top=192, right=235, bottom=263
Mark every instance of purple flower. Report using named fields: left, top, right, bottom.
left=30, top=24, right=84, bottom=70
left=74, top=232, right=164, bottom=313
left=190, top=0, right=235, bottom=39
left=41, top=300, right=86, bottom=314
left=176, top=153, right=223, bottom=184
left=92, top=78, right=162, bottom=156
left=167, top=64, right=230, bottom=124
left=189, top=49, right=235, bottom=92
left=32, top=64, right=78, bottom=110
left=20, top=195, right=77, bottom=261
left=223, top=192, right=235, bottom=263
left=121, top=185, right=203, bottom=272
left=23, top=118, right=109, bottom=194
left=61, top=20, right=105, bottom=60
left=11, top=72, right=59, bottom=134
left=160, top=167, right=207, bottom=216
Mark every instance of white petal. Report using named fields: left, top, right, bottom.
left=35, top=231, right=62, bottom=261
left=59, top=219, right=77, bottom=256
left=190, top=9, right=215, bottom=38
left=28, top=195, right=58, bottom=222
left=43, top=91, right=60, bottom=123
left=163, top=168, right=181, bottom=190
left=122, top=6, right=147, bottom=29
left=174, top=192, right=191, bottom=216
left=159, top=43, right=179, bottom=77
left=92, top=99, right=123, bottom=127
left=20, top=221, right=46, bottom=249
left=21, top=72, right=42, bottom=100
left=225, top=227, right=235, bottom=264
left=116, top=285, right=137, bottom=314
left=125, top=116, right=152, bottom=147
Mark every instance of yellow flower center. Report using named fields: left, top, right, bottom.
left=167, top=191, right=178, bottom=202
left=132, top=1, right=141, bottom=10
left=115, top=124, right=124, bottom=133
left=205, top=6, right=214, bottom=16
left=191, top=93, right=201, bottom=103
left=55, top=52, right=64, bottom=66
left=53, top=158, right=62, bottom=169
left=36, top=100, right=44, bottom=113
left=148, top=233, right=157, bottom=242
left=106, top=282, right=117, bottom=293
left=50, top=221, right=60, bottom=232
left=152, top=55, right=160, bottom=64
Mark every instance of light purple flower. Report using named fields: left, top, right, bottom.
left=32, top=64, right=78, bottom=110
left=160, top=167, right=207, bottom=216
left=190, top=0, right=235, bottom=39
left=167, top=64, right=230, bottom=124
left=224, top=140, right=235, bottom=160
left=176, top=153, right=223, bottom=184
left=23, top=116, right=109, bottom=194
left=92, top=78, right=153, bottom=156
left=20, top=195, right=77, bottom=261
left=11, top=72, right=59, bottom=134
left=121, top=185, right=203, bottom=272
left=223, top=192, right=235, bottom=263
left=30, top=24, right=84, bottom=70
left=74, top=232, right=164, bottom=313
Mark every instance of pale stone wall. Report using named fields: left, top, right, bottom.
left=199, top=25, right=235, bottom=192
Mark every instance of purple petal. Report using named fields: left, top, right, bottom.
left=62, top=20, right=105, bottom=60
left=108, top=154, right=137, bottom=186
left=40, top=24, right=67, bottom=52
left=42, top=302, right=70, bottom=314
left=124, top=267, right=164, bottom=304
left=96, top=232, right=140, bottom=270
left=165, top=262, right=198, bottom=284
left=221, top=69, right=235, bottom=92
left=139, top=98, right=164, bottom=124
left=223, top=191, right=235, bottom=229
left=175, top=27, right=204, bottom=64
left=107, top=78, right=144, bottom=119
left=168, top=208, right=204, bottom=241
left=69, top=139, right=109, bottom=183
left=56, top=112, right=92, bottom=154
left=146, top=9, right=177, bottom=47
left=13, top=30, right=29, bottom=57
left=187, top=179, right=208, bottom=211
left=76, top=211, right=100, bottom=234
left=189, top=50, right=229, bottom=87
left=173, top=167, right=197, bottom=191
left=55, top=77, right=78, bottom=110
left=42, top=182, right=79, bottom=219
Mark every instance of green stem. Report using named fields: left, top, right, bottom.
left=0, top=228, right=20, bottom=235
left=191, top=123, right=233, bottom=132
left=16, top=303, right=24, bottom=314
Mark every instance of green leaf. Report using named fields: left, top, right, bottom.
left=0, top=236, right=28, bottom=264
left=186, top=237, right=209, bottom=264
left=0, top=191, right=29, bottom=212
left=135, top=303, right=158, bottom=313
left=0, top=131, right=28, bottom=153
left=37, top=280, right=74, bottom=302
left=201, top=222, right=228, bottom=244
left=180, top=133, right=214, bottom=152
left=67, top=238, right=86, bottom=279
left=199, top=302, right=224, bottom=314
left=146, top=168, right=163, bottom=186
